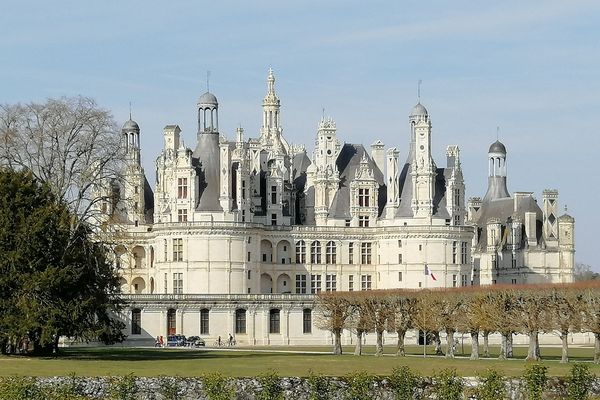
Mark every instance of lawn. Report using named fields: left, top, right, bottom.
left=1, top=345, right=598, bottom=378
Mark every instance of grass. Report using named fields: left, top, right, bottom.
left=0, top=345, right=598, bottom=378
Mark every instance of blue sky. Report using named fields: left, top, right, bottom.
left=2, top=0, right=598, bottom=270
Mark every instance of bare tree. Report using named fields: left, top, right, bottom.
left=456, top=288, right=485, bottom=360
left=345, top=293, right=369, bottom=356
left=360, top=291, right=392, bottom=356
left=387, top=290, right=417, bottom=357
left=0, top=97, right=124, bottom=238
left=548, top=286, right=584, bottom=363
left=315, top=292, right=353, bottom=355
left=413, top=290, right=440, bottom=358
left=580, top=282, right=600, bottom=364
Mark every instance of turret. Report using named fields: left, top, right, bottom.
left=409, top=102, right=435, bottom=218
left=483, top=140, right=510, bottom=202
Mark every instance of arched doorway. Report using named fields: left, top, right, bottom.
left=167, top=308, right=176, bottom=335
left=276, top=240, right=291, bottom=264
left=276, top=273, right=291, bottom=293
left=131, top=277, right=146, bottom=294
left=260, top=273, right=273, bottom=294
left=260, top=239, right=273, bottom=263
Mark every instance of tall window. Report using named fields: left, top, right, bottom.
left=358, top=188, right=369, bottom=207
left=271, top=186, right=277, bottom=204
left=326, top=274, right=337, bottom=292
left=200, top=309, right=209, bottom=335
left=454, top=188, right=460, bottom=206
left=167, top=308, right=176, bottom=335
left=462, top=242, right=468, bottom=264
left=173, top=273, right=183, bottom=294
left=348, top=242, right=354, bottom=264
left=348, top=275, right=354, bottom=291
left=398, top=271, right=403, bottom=281
left=177, top=209, right=188, bottom=222
left=361, top=274, right=372, bottom=290
left=235, top=309, right=246, bottom=334
left=310, top=274, right=322, bottom=293
left=461, top=274, right=468, bottom=287
left=296, top=240, right=306, bottom=263
left=303, top=309, right=312, bottom=334
left=326, top=241, right=336, bottom=264
left=163, top=239, right=168, bottom=262
left=310, top=241, right=321, bottom=264
left=271, top=213, right=277, bottom=226
left=452, top=274, right=457, bottom=287
left=163, top=273, right=168, bottom=294
left=491, top=254, right=497, bottom=270
left=511, top=253, right=517, bottom=268
left=269, top=309, right=280, bottom=334
left=177, top=177, right=188, bottom=199
left=398, top=254, right=403, bottom=264
left=131, top=309, right=141, bottom=335
left=173, top=238, right=183, bottom=261
left=452, top=241, right=457, bottom=264
left=361, top=242, right=372, bottom=264
left=454, top=215, right=460, bottom=226
left=295, top=274, right=307, bottom=294
left=358, top=215, right=369, bottom=227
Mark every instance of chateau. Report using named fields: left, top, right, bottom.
left=107, top=70, right=574, bottom=345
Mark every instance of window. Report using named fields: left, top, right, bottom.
left=452, top=241, right=457, bottom=264
left=247, top=252, right=251, bottom=262
left=454, top=215, right=460, bottom=226
left=271, top=186, right=277, bottom=204
left=310, top=241, right=321, bottom=264
left=361, top=274, right=372, bottom=290
left=326, top=241, right=336, bottom=264
left=303, top=309, right=312, bottom=334
left=172, top=238, right=183, bottom=261
left=167, top=308, right=176, bottom=335
left=419, top=244, right=422, bottom=251
left=454, top=188, right=460, bottom=206
left=295, top=240, right=306, bottom=263
left=358, top=215, right=369, bottom=227
left=398, top=254, right=403, bottom=264
left=131, top=309, right=141, bottom=335
left=398, top=271, right=403, bottom=281
left=511, top=279, right=517, bottom=284
left=461, top=274, right=468, bottom=287
left=310, top=274, right=322, bottom=293
left=461, top=242, right=468, bottom=264
left=200, top=309, right=209, bottom=335
left=361, top=242, right=372, bottom=264
left=452, top=274, right=457, bottom=287
left=348, top=275, right=354, bottom=291
left=247, top=270, right=251, bottom=280
left=269, top=309, right=280, bottom=334
left=326, top=274, right=337, bottom=292
left=295, top=274, right=307, bottom=294
left=512, top=254, right=517, bottom=268
left=242, top=180, right=246, bottom=199
left=271, top=213, right=277, bottom=226
left=235, top=309, right=246, bottom=334
left=398, top=240, right=402, bottom=248
left=164, top=239, right=168, bottom=262
left=348, top=242, right=354, bottom=264
left=163, top=273, right=167, bottom=294
left=491, top=254, right=497, bottom=270
left=358, top=188, right=369, bottom=207
left=177, top=209, right=188, bottom=222
left=173, top=273, right=183, bottom=294
left=177, top=177, right=188, bottom=199
left=345, top=219, right=351, bottom=227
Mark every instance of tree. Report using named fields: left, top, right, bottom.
left=574, top=263, right=600, bottom=281
left=360, top=292, right=392, bottom=356
left=387, top=291, right=417, bottom=357
left=455, top=288, right=484, bottom=360
left=0, top=97, right=124, bottom=235
left=0, top=168, right=125, bottom=355
left=549, top=285, right=584, bottom=363
left=413, top=290, right=439, bottom=358
left=580, top=282, right=600, bottom=364
left=315, top=292, right=353, bottom=355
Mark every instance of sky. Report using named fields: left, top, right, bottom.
left=1, top=0, right=598, bottom=270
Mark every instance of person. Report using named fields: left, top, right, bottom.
left=218, top=335, right=222, bottom=347
left=159, top=335, right=164, bottom=347
left=228, top=333, right=233, bottom=346
left=155, top=336, right=160, bottom=347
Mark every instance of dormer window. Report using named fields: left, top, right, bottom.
left=358, top=188, right=370, bottom=207
left=177, top=178, right=188, bottom=199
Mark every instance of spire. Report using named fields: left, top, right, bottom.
left=129, top=101, right=132, bottom=120
left=417, top=79, right=422, bottom=102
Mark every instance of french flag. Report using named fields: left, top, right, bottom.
left=424, top=264, right=437, bottom=281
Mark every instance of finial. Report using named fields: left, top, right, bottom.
left=129, top=102, right=132, bottom=120
left=496, top=126, right=500, bottom=140
left=322, top=107, right=325, bottom=120
left=417, top=79, right=422, bottom=102
left=206, top=70, right=211, bottom=92
left=564, top=205, right=568, bottom=213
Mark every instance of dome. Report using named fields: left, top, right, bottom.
left=488, top=140, right=507, bottom=154
left=198, top=91, right=218, bottom=106
left=410, top=102, right=428, bottom=117
left=122, top=119, right=140, bottom=131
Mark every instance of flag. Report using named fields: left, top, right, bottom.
left=424, top=265, right=437, bottom=281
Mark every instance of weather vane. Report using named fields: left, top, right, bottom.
left=206, top=71, right=211, bottom=92
left=417, top=79, right=422, bottom=102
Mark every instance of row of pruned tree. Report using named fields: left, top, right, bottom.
left=315, top=282, right=600, bottom=363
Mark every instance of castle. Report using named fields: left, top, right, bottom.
left=106, top=70, right=574, bottom=344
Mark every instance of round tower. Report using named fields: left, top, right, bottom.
left=483, top=140, right=510, bottom=202
left=198, top=91, right=219, bottom=134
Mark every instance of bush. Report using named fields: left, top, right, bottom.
left=432, top=368, right=464, bottom=400
left=107, top=374, right=138, bottom=400
left=0, top=376, right=43, bottom=400
left=202, top=373, right=234, bottom=400
left=307, top=370, right=330, bottom=400
left=344, top=371, right=374, bottom=400
left=477, top=369, right=506, bottom=400
left=46, top=375, right=87, bottom=400
left=567, top=363, right=594, bottom=400
left=388, top=366, right=418, bottom=400
left=158, top=376, right=182, bottom=400
left=523, top=363, right=547, bottom=400
left=256, top=370, right=283, bottom=400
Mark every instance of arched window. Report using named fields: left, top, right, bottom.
left=326, top=241, right=336, bottom=264
left=131, top=308, right=141, bottom=335
left=295, top=240, right=306, bottom=263
left=200, top=309, right=210, bottom=335
left=303, top=309, right=312, bottom=334
left=235, top=309, right=246, bottom=334
left=310, top=241, right=321, bottom=264
left=269, top=309, right=280, bottom=334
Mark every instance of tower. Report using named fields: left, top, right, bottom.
left=446, top=145, right=465, bottom=225
left=260, top=68, right=282, bottom=145
left=483, top=140, right=510, bottom=202
left=409, top=103, right=435, bottom=217
left=542, top=189, right=559, bottom=244
left=312, top=117, right=340, bottom=225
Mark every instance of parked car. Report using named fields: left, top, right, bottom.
left=166, top=334, right=186, bottom=347
left=185, top=336, right=206, bottom=347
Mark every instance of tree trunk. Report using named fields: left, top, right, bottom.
left=396, top=329, right=406, bottom=356
left=333, top=329, right=343, bottom=355
left=483, top=331, right=490, bottom=357
left=354, top=330, right=363, bottom=356
left=560, top=330, right=569, bottom=363
left=375, top=329, right=384, bottom=356
left=595, top=332, right=600, bottom=364
left=507, top=333, right=513, bottom=358
left=433, top=331, right=443, bottom=355
left=445, top=329, right=455, bottom=358
left=470, top=331, right=479, bottom=360
left=499, top=333, right=507, bottom=360
left=526, top=330, right=540, bottom=361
